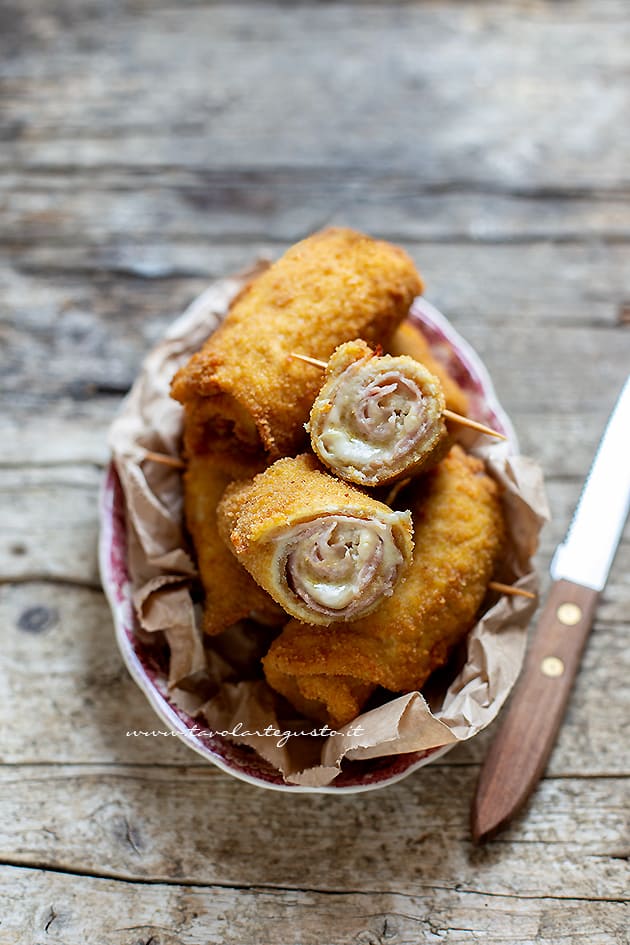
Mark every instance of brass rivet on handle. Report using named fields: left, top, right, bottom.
left=557, top=602, right=582, bottom=626
left=541, top=656, right=565, bottom=677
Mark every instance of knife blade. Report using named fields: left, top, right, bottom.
left=471, top=375, right=630, bottom=842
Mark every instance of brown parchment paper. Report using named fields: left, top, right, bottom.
left=108, top=265, right=549, bottom=787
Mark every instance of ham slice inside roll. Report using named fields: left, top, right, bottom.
left=308, top=340, right=448, bottom=487
left=279, top=513, right=407, bottom=621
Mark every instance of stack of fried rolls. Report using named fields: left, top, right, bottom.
left=262, top=446, right=505, bottom=728
left=175, top=227, right=425, bottom=637
left=171, top=226, right=504, bottom=728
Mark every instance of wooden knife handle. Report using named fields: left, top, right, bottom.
left=471, top=579, right=599, bottom=842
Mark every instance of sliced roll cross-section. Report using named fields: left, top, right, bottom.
left=308, top=339, right=449, bottom=487
left=217, top=454, right=414, bottom=626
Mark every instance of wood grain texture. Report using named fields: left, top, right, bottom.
left=1, top=0, right=629, bottom=940
left=1, top=1, right=628, bottom=187
left=0, top=767, right=627, bottom=899
left=2, top=168, right=629, bottom=248
left=2, top=865, right=628, bottom=945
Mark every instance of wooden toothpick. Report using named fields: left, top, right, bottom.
left=488, top=581, right=536, bottom=600
left=442, top=409, right=507, bottom=441
left=290, top=352, right=507, bottom=441
left=142, top=450, right=186, bottom=470
left=291, top=353, right=328, bottom=369
left=385, top=477, right=412, bottom=506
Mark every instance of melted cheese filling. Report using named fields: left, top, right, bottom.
left=280, top=513, right=407, bottom=619
left=317, top=370, right=427, bottom=475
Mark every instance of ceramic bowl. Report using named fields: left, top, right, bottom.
left=99, top=297, right=517, bottom=793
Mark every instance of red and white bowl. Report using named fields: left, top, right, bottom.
left=99, top=296, right=517, bottom=793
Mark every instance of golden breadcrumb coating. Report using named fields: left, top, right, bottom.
left=184, top=451, right=282, bottom=634
left=171, top=228, right=423, bottom=459
left=263, top=446, right=505, bottom=727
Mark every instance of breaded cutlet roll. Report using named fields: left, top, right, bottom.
left=389, top=321, right=469, bottom=417
left=217, top=454, right=414, bottom=627
left=263, top=446, right=505, bottom=728
left=308, top=339, right=450, bottom=487
left=184, top=451, right=283, bottom=634
left=171, top=228, right=423, bottom=460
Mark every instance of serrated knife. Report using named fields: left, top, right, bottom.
left=472, top=375, right=630, bottom=842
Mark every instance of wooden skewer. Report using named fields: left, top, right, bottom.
left=290, top=352, right=507, bottom=441
left=142, top=450, right=186, bottom=470
left=385, top=477, right=412, bottom=506
left=488, top=581, right=536, bottom=600
left=291, top=353, right=328, bottom=369
left=442, top=409, right=507, bottom=441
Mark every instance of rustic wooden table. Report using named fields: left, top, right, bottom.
left=1, top=2, right=629, bottom=942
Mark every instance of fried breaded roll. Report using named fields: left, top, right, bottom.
left=263, top=446, right=505, bottom=727
left=308, top=339, right=449, bottom=487
left=217, top=454, right=414, bottom=627
left=171, top=228, right=423, bottom=460
left=184, top=452, right=283, bottom=634
left=389, top=321, right=469, bottom=417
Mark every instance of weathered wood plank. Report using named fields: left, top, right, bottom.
left=1, top=384, right=628, bottom=477
left=1, top=2, right=629, bottom=190
left=0, top=582, right=193, bottom=766
left=2, top=394, right=629, bottom=489
left=5, top=240, right=629, bottom=323
left=0, top=403, right=620, bottom=481
left=1, top=579, right=627, bottom=773
left=2, top=169, right=629, bottom=246
left=6, top=241, right=630, bottom=328
left=0, top=467, right=103, bottom=586
left=0, top=411, right=112, bottom=467
left=0, top=766, right=628, bottom=900
left=1, top=864, right=628, bottom=945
